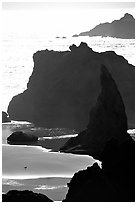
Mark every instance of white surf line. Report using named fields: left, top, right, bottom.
left=41, top=134, right=78, bottom=139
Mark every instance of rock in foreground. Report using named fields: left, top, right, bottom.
left=8, top=43, right=135, bottom=130
left=7, top=131, right=38, bottom=145
left=73, top=13, right=135, bottom=39
left=2, top=111, right=11, bottom=123
left=60, top=65, right=129, bottom=158
left=2, top=190, right=53, bottom=202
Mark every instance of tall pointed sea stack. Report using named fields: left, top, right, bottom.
left=60, top=64, right=129, bottom=158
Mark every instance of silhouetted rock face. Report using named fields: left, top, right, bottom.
left=7, top=131, right=38, bottom=145
left=73, top=13, right=135, bottom=39
left=2, top=111, right=11, bottom=123
left=64, top=137, right=135, bottom=202
left=2, top=190, right=53, bottom=202
left=63, top=66, right=135, bottom=202
left=8, top=43, right=135, bottom=130
left=60, top=65, right=129, bottom=158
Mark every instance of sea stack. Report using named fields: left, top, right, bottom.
left=60, top=65, right=129, bottom=158
left=7, top=43, right=134, bottom=130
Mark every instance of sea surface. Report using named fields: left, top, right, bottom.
left=2, top=34, right=135, bottom=201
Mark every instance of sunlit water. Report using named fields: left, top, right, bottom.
left=2, top=34, right=135, bottom=111
left=2, top=121, right=98, bottom=200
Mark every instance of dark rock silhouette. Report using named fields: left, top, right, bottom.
left=63, top=137, right=135, bottom=202
left=7, top=43, right=135, bottom=130
left=7, top=131, right=38, bottom=145
left=2, top=111, right=11, bottom=123
left=73, top=13, right=135, bottom=39
left=60, top=65, right=130, bottom=157
left=63, top=66, right=135, bottom=202
left=73, top=34, right=79, bottom=37
left=56, top=36, right=66, bottom=39
left=2, top=190, right=53, bottom=202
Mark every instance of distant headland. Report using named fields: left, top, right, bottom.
left=73, top=13, right=135, bottom=39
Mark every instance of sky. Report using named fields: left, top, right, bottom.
left=2, top=2, right=135, bottom=37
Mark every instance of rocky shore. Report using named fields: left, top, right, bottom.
left=63, top=136, right=134, bottom=202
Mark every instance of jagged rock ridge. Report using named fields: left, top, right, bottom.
left=8, top=43, right=135, bottom=130
left=73, top=13, right=135, bottom=39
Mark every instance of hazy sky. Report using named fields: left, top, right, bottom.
left=2, top=2, right=135, bottom=37
left=2, top=2, right=135, bottom=10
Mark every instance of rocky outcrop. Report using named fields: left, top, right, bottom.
left=73, top=13, right=135, bottom=39
left=7, top=131, right=38, bottom=145
left=2, top=111, right=11, bottom=123
left=63, top=137, right=135, bottom=202
left=2, top=190, right=53, bottom=202
left=62, top=65, right=135, bottom=202
left=7, top=43, right=135, bottom=130
left=60, top=65, right=129, bottom=158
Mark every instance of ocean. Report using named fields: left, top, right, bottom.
left=2, top=34, right=135, bottom=201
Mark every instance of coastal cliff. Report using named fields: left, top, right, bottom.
left=8, top=43, right=135, bottom=130
left=73, top=13, right=135, bottom=39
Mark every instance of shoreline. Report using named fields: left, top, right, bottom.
left=2, top=177, right=71, bottom=201
left=2, top=121, right=135, bottom=201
